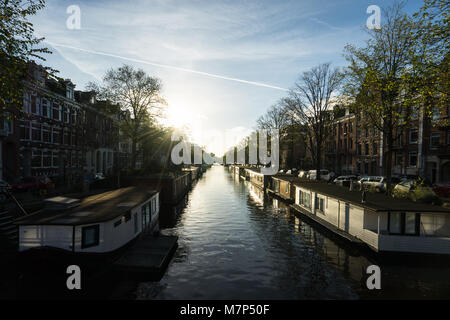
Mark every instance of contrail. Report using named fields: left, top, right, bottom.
left=45, top=41, right=290, bottom=92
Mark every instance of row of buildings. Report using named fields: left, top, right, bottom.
left=0, top=63, right=134, bottom=186
left=279, top=105, right=450, bottom=184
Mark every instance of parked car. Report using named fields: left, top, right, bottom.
left=357, top=176, right=387, bottom=192
left=433, top=182, right=450, bottom=198
left=94, top=173, right=106, bottom=181
left=333, top=175, right=359, bottom=187
left=392, top=179, right=441, bottom=204
left=298, top=170, right=308, bottom=178
left=11, top=176, right=54, bottom=193
left=307, top=170, right=335, bottom=182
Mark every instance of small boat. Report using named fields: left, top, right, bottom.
left=14, top=187, right=160, bottom=270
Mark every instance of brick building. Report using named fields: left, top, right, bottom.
left=0, top=63, right=123, bottom=185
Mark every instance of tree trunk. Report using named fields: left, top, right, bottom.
left=385, top=131, right=393, bottom=195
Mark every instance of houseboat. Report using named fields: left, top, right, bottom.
left=291, top=181, right=450, bottom=255
left=245, top=168, right=270, bottom=190
left=267, top=175, right=298, bottom=203
left=14, top=187, right=160, bottom=266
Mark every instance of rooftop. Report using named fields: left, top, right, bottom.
left=15, top=187, right=158, bottom=226
left=291, top=180, right=450, bottom=213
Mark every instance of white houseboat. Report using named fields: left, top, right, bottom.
left=292, top=181, right=450, bottom=255
left=14, top=187, right=160, bottom=262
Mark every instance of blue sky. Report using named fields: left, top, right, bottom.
left=31, top=0, right=423, bottom=155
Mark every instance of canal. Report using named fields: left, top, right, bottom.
left=134, top=165, right=450, bottom=300
left=7, top=165, right=450, bottom=299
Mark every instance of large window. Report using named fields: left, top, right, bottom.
left=31, top=150, right=42, bottom=168
left=388, top=212, right=419, bottom=236
left=298, top=190, right=311, bottom=209
left=408, top=152, right=417, bottom=167
left=81, top=225, right=100, bottom=248
left=430, top=132, right=440, bottom=149
left=31, top=122, right=41, bottom=141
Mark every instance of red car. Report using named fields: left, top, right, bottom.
left=11, top=176, right=54, bottom=193
left=433, top=182, right=450, bottom=198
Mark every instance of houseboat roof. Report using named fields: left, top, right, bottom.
left=292, top=181, right=450, bottom=213
left=272, top=174, right=299, bottom=182
left=14, top=187, right=158, bottom=226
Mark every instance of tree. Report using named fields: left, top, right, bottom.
left=342, top=3, right=419, bottom=193
left=0, top=0, right=51, bottom=114
left=89, top=65, right=166, bottom=168
left=412, top=0, right=449, bottom=126
left=256, top=102, right=289, bottom=135
left=283, top=63, right=342, bottom=180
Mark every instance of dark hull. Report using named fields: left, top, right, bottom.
left=17, top=235, right=140, bottom=275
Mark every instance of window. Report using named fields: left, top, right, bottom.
left=409, top=129, right=418, bottom=144
left=53, top=104, right=62, bottom=121
left=124, top=211, right=131, bottom=222
left=396, top=153, right=403, bottom=166
left=365, top=128, right=369, bottom=138
left=356, top=129, right=361, bottom=139
left=373, top=127, right=378, bottom=137
left=41, top=99, right=50, bottom=118
left=43, top=125, right=51, bottom=143
left=31, top=122, right=41, bottom=141
left=21, top=121, right=31, bottom=140
left=432, top=107, right=440, bottom=120
left=316, top=196, right=324, bottom=213
left=52, top=151, right=59, bottom=168
left=81, top=225, right=100, bottom=248
left=388, top=212, right=419, bottom=235
left=373, top=143, right=377, bottom=155
left=31, top=150, right=42, bottom=168
left=2, top=113, right=13, bottom=135
left=134, top=213, right=138, bottom=234
left=357, top=144, right=362, bottom=155
left=405, top=213, right=419, bottom=235
left=388, top=212, right=402, bottom=234
left=408, top=152, right=417, bottom=167
left=42, top=150, right=51, bottom=167
left=430, top=132, right=440, bottom=149
left=298, top=190, right=311, bottom=209
left=365, top=143, right=369, bottom=155
left=52, top=127, right=61, bottom=144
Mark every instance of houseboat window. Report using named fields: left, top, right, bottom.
left=124, top=211, right=131, bottom=222
left=134, top=213, right=138, bottom=234
left=388, top=212, right=420, bottom=235
left=405, top=213, right=419, bottom=235
left=388, top=212, right=402, bottom=234
left=316, top=197, right=324, bottom=213
left=114, top=219, right=121, bottom=227
left=285, top=183, right=289, bottom=194
left=81, top=225, right=99, bottom=248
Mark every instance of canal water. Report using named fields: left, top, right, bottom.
left=7, top=165, right=450, bottom=299
left=134, top=165, right=450, bottom=300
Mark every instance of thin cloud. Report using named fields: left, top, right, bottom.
left=45, top=41, right=290, bottom=92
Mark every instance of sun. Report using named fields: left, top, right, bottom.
left=163, top=104, right=193, bottom=129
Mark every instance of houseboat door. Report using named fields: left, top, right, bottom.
left=344, top=203, right=350, bottom=233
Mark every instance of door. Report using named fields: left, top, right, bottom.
left=344, top=203, right=350, bottom=233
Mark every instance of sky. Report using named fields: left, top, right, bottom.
left=30, top=0, right=423, bottom=156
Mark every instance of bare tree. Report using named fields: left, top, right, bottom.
left=256, top=102, right=289, bottom=135
left=283, top=63, right=342, bottom=180
left=88, top=64, right=166, bottom=168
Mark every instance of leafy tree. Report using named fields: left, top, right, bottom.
left=342, top=3, right=418, bottom=192
left=0, top=0, right=51, bottom=114
left=412, top=0, right=449, bottom=126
